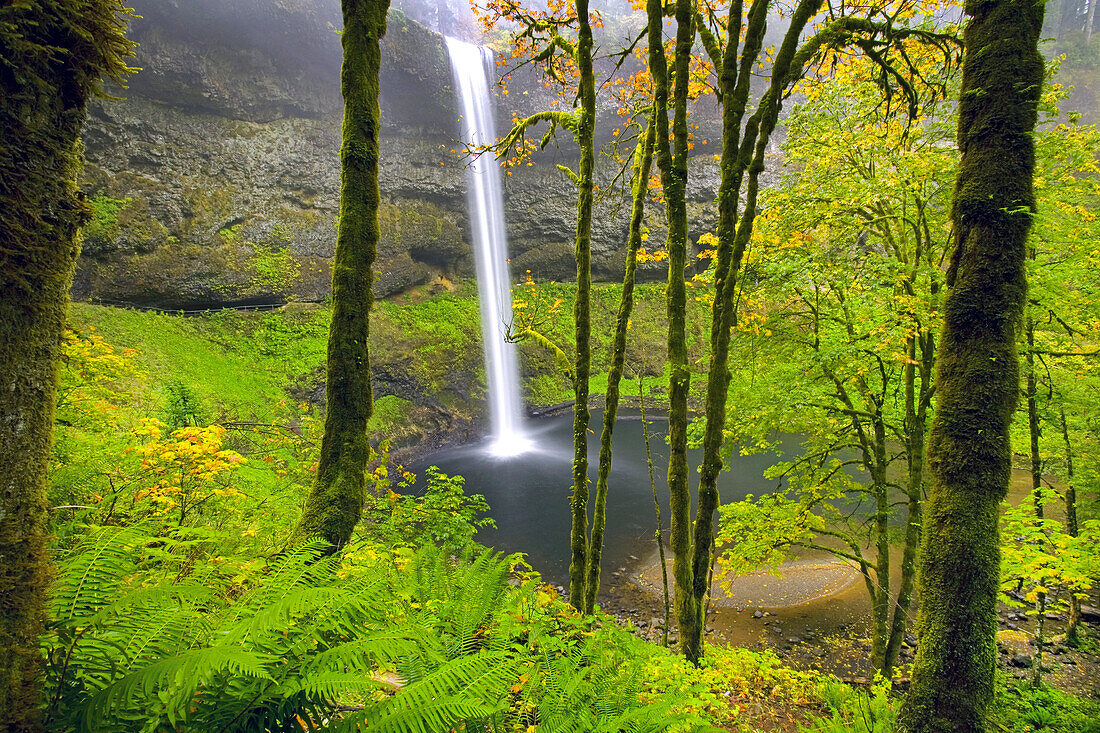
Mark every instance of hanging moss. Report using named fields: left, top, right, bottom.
left=292, top=0, right=390, bottom=549
left=896, top=1, right=1043, bottom=730
left=0, top=2, right=134, bottom=728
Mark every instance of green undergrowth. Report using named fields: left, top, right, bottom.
left=50, top=293, right=1099, bottom=731
left=65, top=280, right=703, bottom=438
left=42, top=516, right=850, bottom=732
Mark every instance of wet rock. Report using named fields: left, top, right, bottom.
left=753, top=610, right=763, bottom=619
left=1010, top=654, right=1032, bottom=668
left=787, top=637, right=801, bottom=644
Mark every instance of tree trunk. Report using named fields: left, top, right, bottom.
left=292, top=0, right=389, bottom=549
left=688, top=0, right=766, bottom=662
left=1024, top=312, right=1049, bottom=670
left=568, top=0, right=597, bottom=612
left=583, top=110, right=655, bottom=614
left=870, top=421, right=891, bottom=674
left=687, top=0, right=824, bottom=663
left=659, top=0, right=696, bottom=659
left=885, top=332, right=932, bottom=676
left=1, top=3, right=133, bottom=728
left=1060, top=408, right=1081, bottom=644
left=897, top=1, right=1044, bottom=729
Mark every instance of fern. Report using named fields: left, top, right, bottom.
left=84, top=647, right=273, bottom=732
left=51, top=523, right=145, bottom=624
left=338, top=650, right=517, bottom=733
left=45, top=525, right=702, bottom=731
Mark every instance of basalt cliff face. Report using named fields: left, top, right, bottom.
left=75, top=0, right=730, bottom=309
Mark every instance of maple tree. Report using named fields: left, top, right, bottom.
left=713, top=46, right=958, bottom=677
left=131, top=420, right=247, bottom=527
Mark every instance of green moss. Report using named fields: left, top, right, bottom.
left=292, top=0, right=391, bottom=549
left=368, top=394, right=414, bottom=433
left=897, top=2, right=1044, bottom=731
left=0, top=1, right=135, bottom=726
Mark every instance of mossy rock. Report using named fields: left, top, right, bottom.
left=374, top=253, right=433, bottom=299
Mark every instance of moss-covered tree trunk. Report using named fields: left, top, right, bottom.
left=567, top=0, right=597, bottom=611
left=655, top=0, right=696, bottom=658
left=686, top=0, right=823, bottom=663
left=896, top=1, right=1044, bottom=729
left=0, top=3, right=132, bottom=728
left=292, top=0, right=389, bottom=549
left=583, top=110, right=655, bottom=614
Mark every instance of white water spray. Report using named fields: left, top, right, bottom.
left=446, top=37, right=532, bottom=458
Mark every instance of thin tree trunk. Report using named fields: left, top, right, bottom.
left=885, top=333, right=931, bottom=676
left=1060, top=408, right=1081, bottom=644
left=1024, top=313, right=1049, bottom=673
left=646, top=0, right=690, bottom=651
left=292, top=0, right=389, bottom=549
left=567, top=0, right=597, bottom=611
left=897, top=1, right=1044, bottom=729
left=1086, top=0, right=1096, bottom=43
left=687, top=0, right=824, bottom=663
left=870, top=422, right=891, bottom=674
left=583, top=111, right=655, bottom=613
left=640, top=375, right=671, bottom=647
left=664, top=0, right=696, bottom=658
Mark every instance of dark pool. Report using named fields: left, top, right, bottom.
left=411, top=409, right=804, bottom=586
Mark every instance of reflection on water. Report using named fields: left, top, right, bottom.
left=411, top=410, right=803, bottom=586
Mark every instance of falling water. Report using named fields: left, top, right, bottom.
left=446, top=37, right=532, bottom=457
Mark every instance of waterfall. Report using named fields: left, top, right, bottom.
left=446, top=37, right=532, bottom=458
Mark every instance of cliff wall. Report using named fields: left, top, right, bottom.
left=76, top=0, right=726, bottom=309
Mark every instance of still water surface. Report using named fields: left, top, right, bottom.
left=412, top=409, right=803, bottom=586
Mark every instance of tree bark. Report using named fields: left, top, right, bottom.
left=1060, top=408, right=1081, bottom=644
left=897, top=1, right=1044, bottom=729
left=583, top=110, right=655, bottom=614
left=0, top=2, right=133, bottom=728
left=292, top=0, right=389, bottom=549
left=567, top=0, right=597, bottom=611
left=658, top=0, right=696, bottom=660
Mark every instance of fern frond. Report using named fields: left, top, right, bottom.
left=83, top=647, right=272, bottom=732
left=341, top=650, right=516, bottom=733
left=349, top=696, right=499, bottom=733
left=222, top=540, right=335, bottom=624
left=305, top=628, right=420, bottom=675
left=52, top=524, right=146, bottom=623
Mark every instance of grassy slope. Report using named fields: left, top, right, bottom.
left=67, top=281, right=705, bottom=429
